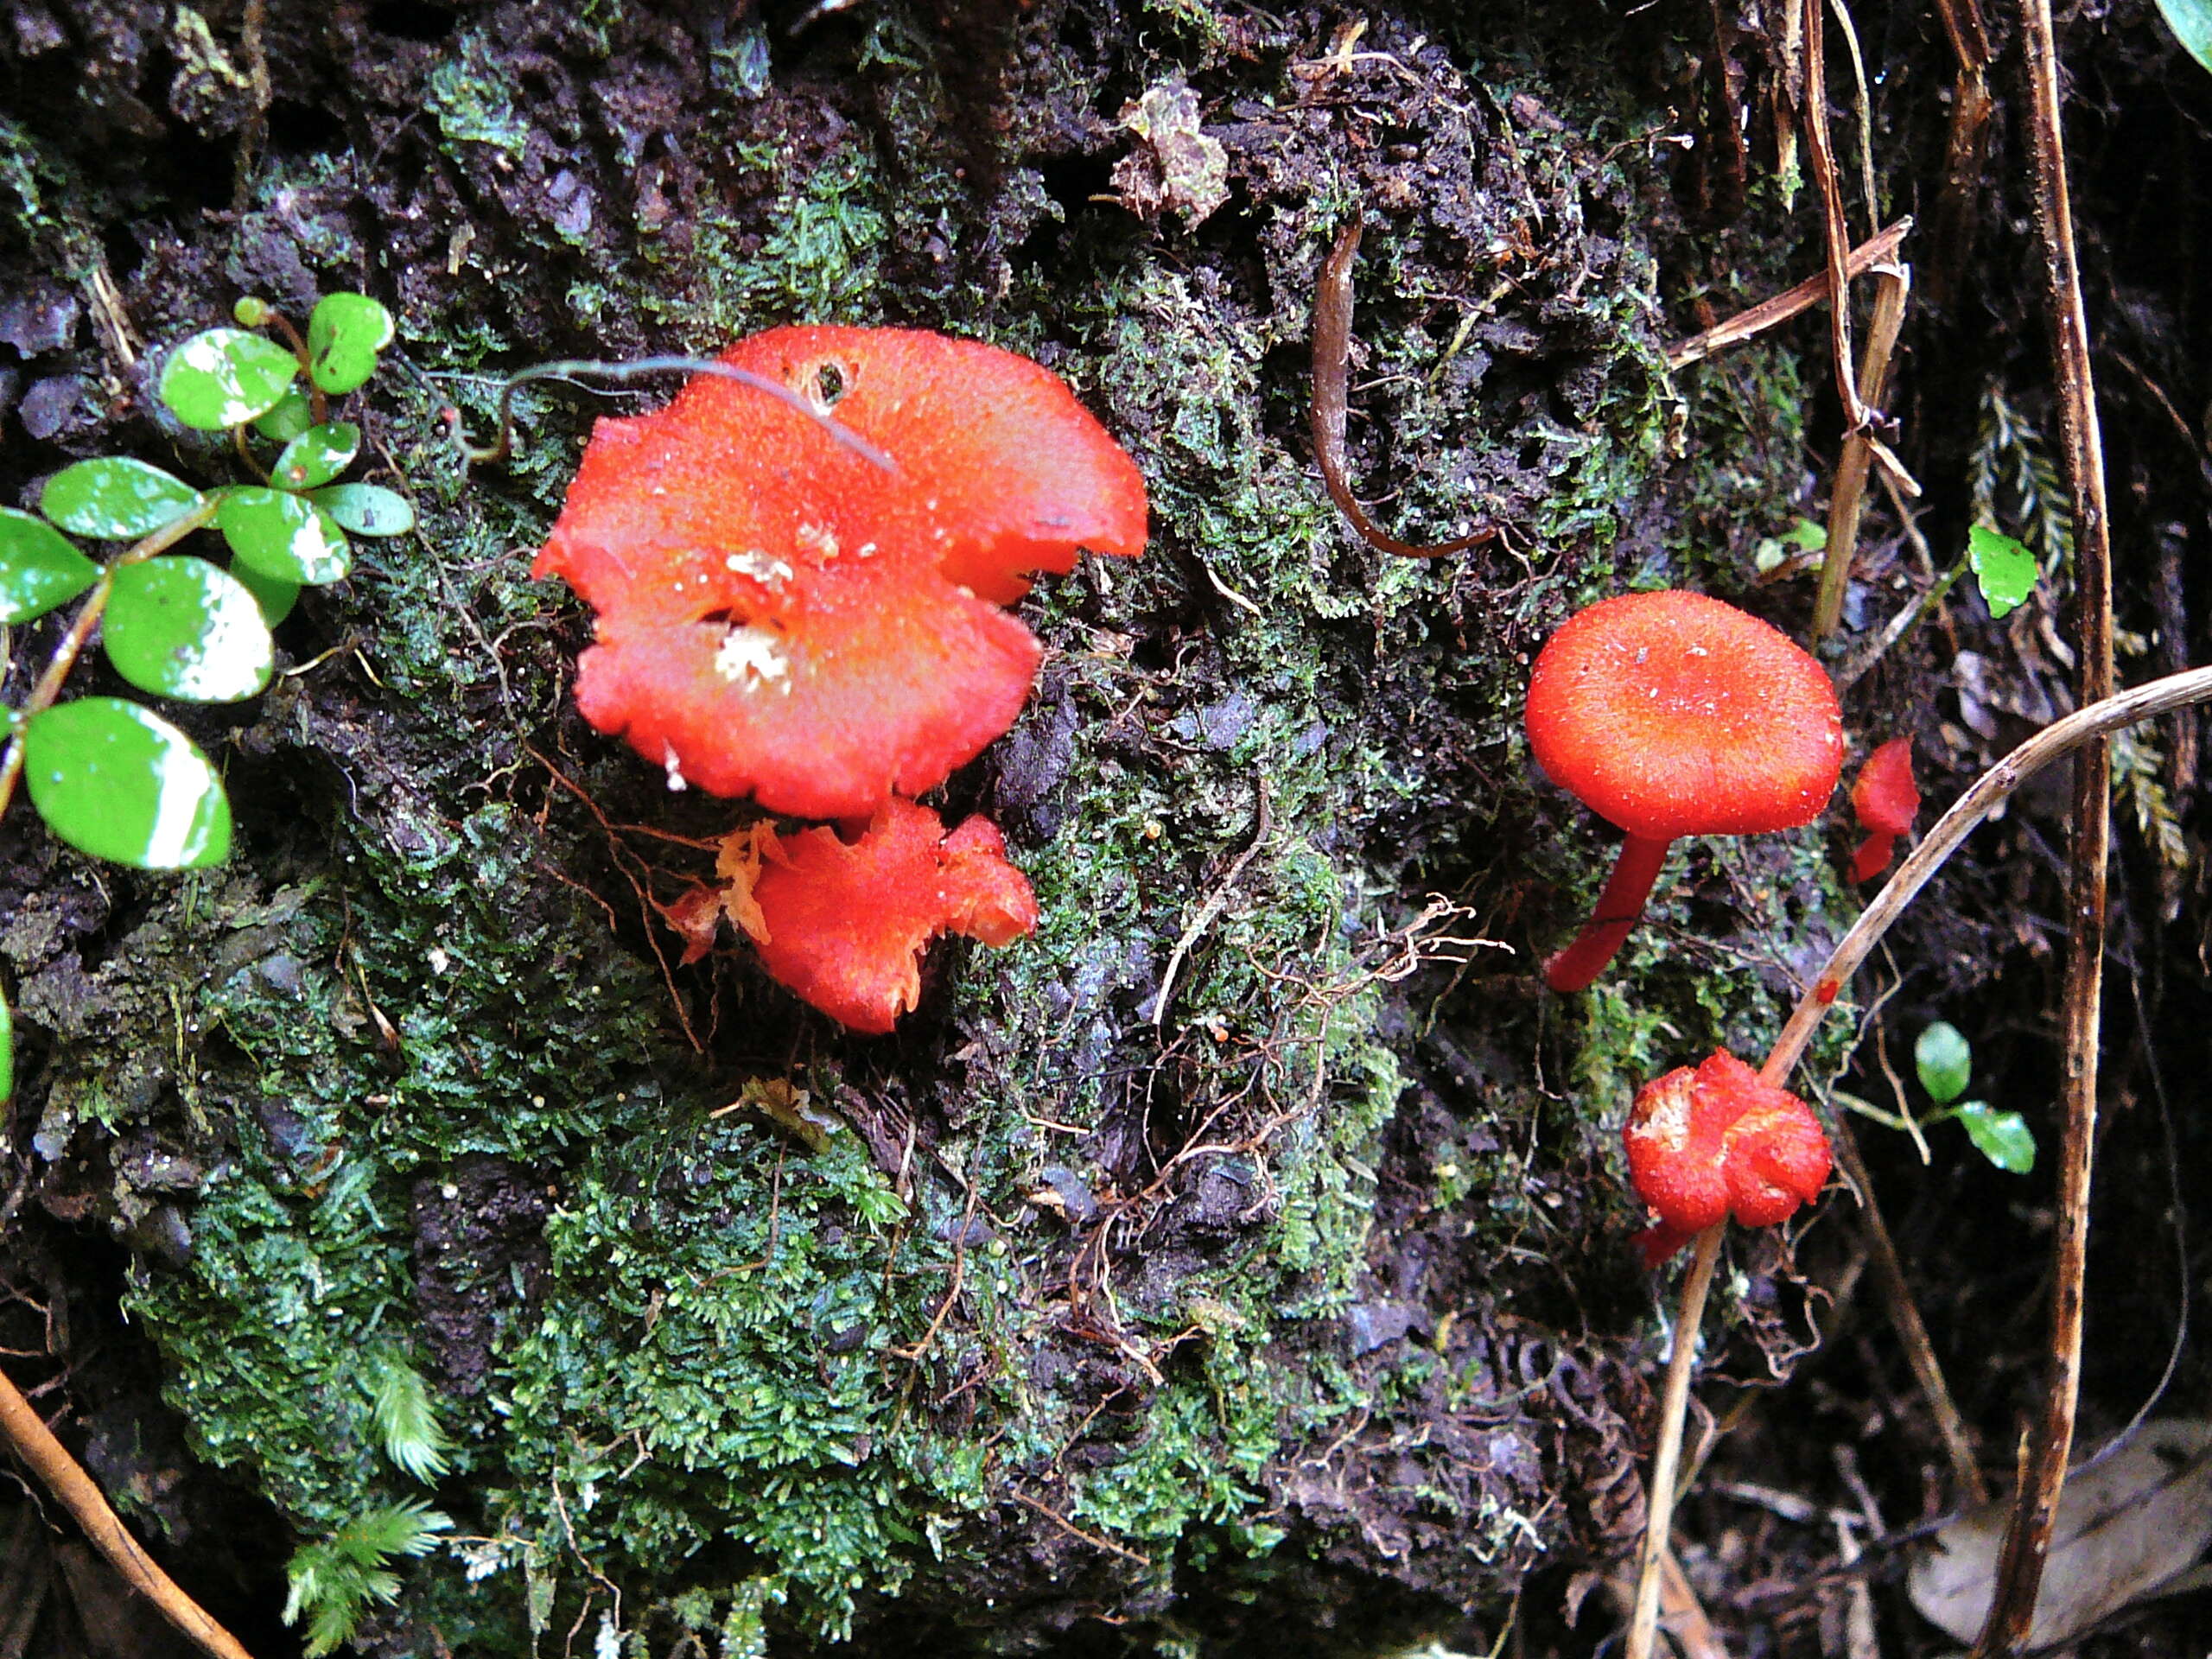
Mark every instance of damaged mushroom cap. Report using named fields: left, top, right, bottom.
left=1527, top=589, right=1843, bottom=842
left=1623, top=1049, right=1833, bottom=1268
left=734, top=798, right=1039, bottom=1035
left=534, top=326, right=1147, bottom=821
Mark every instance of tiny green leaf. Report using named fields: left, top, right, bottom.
left=22, top=698, right=231, bottom=868
left=0, top=507, right=100, bottom=622
left=228, top=559, right=300, bottom=625
left=1915, top=1020, right=1974, bottom=1105
left=104, top=556, right=274, bottom=702
left=2155, top=0, right=2212, bottom=71
left=253, top=385, right=315, bottom=444
left=306, top=294, right=396, bottom=396
left=308, top=482, right=414, bottom=537
left=272, top=422, right=361, bottom=491
left=158, top=327, right=302, bottom=429
left=219, top=487, right=351, bottom=585
left=1959, top=1103, right=2036, bottom=1173
left=40, top=459, right=205, bottom=540
left=1967, top=524, right=2038, bottom=620
left=232, top=296, right=274, bottom=327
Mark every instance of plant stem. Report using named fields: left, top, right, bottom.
left=1621, top=660, right=2212, bottom=1659
left=1811, top=263, right=1911, bottom=645
left=0, top=1362, right=258, bottom=1659
left=1622, top=1224, right=1722, bottom=1659
left=0, top=499, right=219, bottom=824
left=1542, top=833, right=1672, bottom=993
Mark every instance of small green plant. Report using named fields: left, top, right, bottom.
left=282, top=1499, right=453, bottom=1657
left=0, top=292, right=412, bottom=1100
left=362, top=1350, right=454, bottom=1484
left=1966, top=524, right=2039, bottom=620
left=1914, top=1020, right=2036, bottom=1173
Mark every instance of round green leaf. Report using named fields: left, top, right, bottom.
left=1914, top=1021, right=1973, bottom=1105
left=218, top=487, right=351, bottom=585
left=0, top=506, right=99, bottom=622
left=308, top=482, right=415, bottom=537
left=22, top=697, right=231, bottom=868
left=272, top=422, right=360, bottom=491
left=306, top=294, right=395, bottom=396
left=253, top=385, right=315, bottom=444
left=158, top=327, right=302, bottom=429
left=41, top=459, right=205, bottom=540
left=1958, top=1103, right=2036, bottom=1174
left=227, top=559, right=300, bottom=625
left=104, top=556, right=273, bottom=702
left=1967, top=524, right=2039, bottom=620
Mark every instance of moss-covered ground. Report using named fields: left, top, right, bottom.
left=1, top=2, right=1868, bottom=1651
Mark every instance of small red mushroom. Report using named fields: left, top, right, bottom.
left=1847, top=735, right=1919, bottom=883
left=1523, top=590, right=1843, bottom=993
left=534, top=327, right=1147, bottom=821
left=1623, top=1049, right=1833, bottom=1267
left=716, top=798, right=1039, bottom=1034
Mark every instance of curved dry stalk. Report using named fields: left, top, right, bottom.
left=0, top=1363, right=257, bottom=1659
left=1622, top=661, right=2212, bottom=1659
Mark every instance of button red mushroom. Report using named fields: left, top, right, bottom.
left=1623, top=1048, right=1833, bottom=1267
left=533, top=327, right=1147, bottom=821
left=1847, top=735, right=1919, bottom=883
left=700, top=798, right=1038, bottom=1035
left=1523, top=590, right=1843, bottom=992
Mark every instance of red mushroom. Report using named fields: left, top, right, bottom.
left=534, top=327, right=1147, bottom=821
left=1523, top=590, right=1843, bottom=992
left=703, top=798, right=1038, bottom=1034
left=1623, top=1049, right=1833, bottom=1267
left=1847, top=735, right=1919, bottom=883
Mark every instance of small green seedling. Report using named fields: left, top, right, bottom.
left=0, top=293, right=414, bottom=1101
left=1914, top=1020, right=2036, bottom=1173
left=283, top=1499, right=453, bottom=1658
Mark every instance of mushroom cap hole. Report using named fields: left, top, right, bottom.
left=1524, top=589, right=1843, bottom=842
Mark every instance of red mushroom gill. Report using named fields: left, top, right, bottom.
left=1623, top=1049, right=1833, bottom=1267
left=1847, top=735, right=1920, bottom=883
left=719, top=798, right=1039, bottom=1035
left=1524, top=590, right=1843, bottom=993
left=534, top=327, right=1147, bottom=821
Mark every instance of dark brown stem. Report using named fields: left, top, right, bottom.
left=1542, top=832, right=1672, bottom=994
left=1799, top=0, right=1871, bottom=433
left=0, top=499, right=219, bottom=824
left=1974, top=0, right=2116, bottom=1647
left=1310, top=219, right=1505, bottom=559
left=1924, top=0, right=1994, bottom=308
left=0, top=1364, right=257, bottom=1659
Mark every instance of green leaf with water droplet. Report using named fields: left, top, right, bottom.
left=105, top=556, right=273, bottom=702
left=219, top=487, right=351, bottom=585
left=0, top=507, right=99, bottom=622
left=228, top=559, right=299, bottom=625
left=1915, top=1020, right=1973, bottom=1105
left=41, top=459, right=205, bottom=541
left=1967, top=524, right=2038, bottom=620
left=306, top=294, right=395, bottom=396
left=272, top=422, right=360, bottom=491
left=158, top=327, right=302, bottom=429
left=307, top=482, right=414, bottom=537
left=1958, top=1103, right=2036, bottom=1173
left=23, top=698, right=231, bottom=868
left=253, top=385, right=315, bottom=443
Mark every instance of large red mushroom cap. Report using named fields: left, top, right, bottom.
left=1848, top=734, right=1920, bottom=883
left=534, top=327, right=1147, bottom=821
left=1526, top=590, right=1843, bottom=840
left=1623, top=1049, right=1833, bottom=1268
left=727, top=798, right=1039, bottom=1034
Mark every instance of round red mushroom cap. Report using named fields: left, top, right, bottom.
left=1623, top=1049, right=1833, bottom=1267
left=733, top=798, right=1039, bottom=1034
left=534, top=327, right=1147, bottom=820
left=1525, top=590, right=1844, bottom=841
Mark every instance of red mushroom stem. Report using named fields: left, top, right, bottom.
left=1541, top=832, right=1671, bottom=994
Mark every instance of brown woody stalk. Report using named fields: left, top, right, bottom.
left=0, top=1364, right=257, bottom=1659
left=1810, top=261, right=1912, bottom=645
left=1973, top=0, right=2117, bottom=1647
